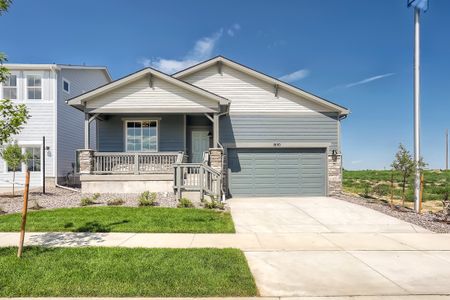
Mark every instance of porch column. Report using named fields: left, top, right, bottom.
left=213, top=113, right=219, bottom=148
left=84, top=112, right=90, bottom=149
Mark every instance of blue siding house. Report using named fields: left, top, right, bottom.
left=68, top=56, right=349, bottom=199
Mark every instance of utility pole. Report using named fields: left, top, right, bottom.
left=413, top=7, right=421, bottom=213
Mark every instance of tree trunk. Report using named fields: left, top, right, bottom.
left=12, top=171, right=15, bottom=197
left=402, top=176, right=406, bottom=207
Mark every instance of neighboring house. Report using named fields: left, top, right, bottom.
left=68, top=56, right=349, bottom=199
left=0, top=64, right=111, bottom=188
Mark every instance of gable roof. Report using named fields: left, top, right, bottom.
left=67, top=67, right=230, bottom=110
left=5, top=63, right=112, bottom=82
left=173, top=56, right=349, bottom=115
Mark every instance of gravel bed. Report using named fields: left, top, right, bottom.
left=0, top=186, right=178, bottom=214
left=337, top=193, right=450, bottom=233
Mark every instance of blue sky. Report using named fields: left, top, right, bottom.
left=1, top=0, right=449, bottom=170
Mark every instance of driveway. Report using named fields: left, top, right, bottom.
left=229, top=197, right=450, bottom=298
left=229, top=196, right=428, bottom=233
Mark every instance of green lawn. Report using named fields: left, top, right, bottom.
left=0, top=247, right=257, bottom=297
left=0, top=207, right=235, bottom=233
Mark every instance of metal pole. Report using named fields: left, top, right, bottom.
left=42, top=136, right=45, bottom=194
left=413, top=8, right=421, bottom=213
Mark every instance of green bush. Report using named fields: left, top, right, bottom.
left=361, top=182, right=371, bottom=198
left=92, top=193, right=101, bottom=201
left=177, top=198, right=194, bottom=208
left=138, top=191, right=157, bottom=207
left=80, top=197, right=94, bottom=206
left=372, top=183, right=390, bottom=196
left=107, top=198, right=124, bottom=206
left=204, top=199, right=225, bottom=210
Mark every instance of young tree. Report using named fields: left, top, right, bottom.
left=0, top=143, right=29, bottom=197
left=391, top=143, right=427, bottom=207
left=0, top=99, right=29, bottom=145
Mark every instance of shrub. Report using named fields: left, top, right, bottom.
left=80, top=197, right=94, bottom=206
left=372, top=183, right=390, bottom=196
left=92, top=193, right=101, bottom=201
left=138, top=191, right=157, bottom=206
left=177, top=198, right=194, bottom=208
left=204, top=199, right=225, bottom=210
left=107, top=198, right=124, bottom=206
left=361, top=182, right=371, bottom=198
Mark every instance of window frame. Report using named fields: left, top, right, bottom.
left=3, top=144, right=42, bottom=173
left=2, top=74, right=18, bottom=100
left=26, top=73, right=43, bottom=100
left=123, top=120, right=159, bottom=152
left=62, top=78, right=70, bottom=94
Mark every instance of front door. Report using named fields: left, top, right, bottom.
left=191, top=131, right=210, bottom=163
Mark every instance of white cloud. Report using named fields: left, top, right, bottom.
left=139, top=24, right=240, bottom=74
left=345, top=73, right=395, bottom=88
left=279, top=69, right=310, bottom=83
left=227, top=23, right=241, bottom=37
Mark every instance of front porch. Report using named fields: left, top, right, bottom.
left=67, top=67, right=230, bottom=199
left=78, top=113, right=225, bottom=199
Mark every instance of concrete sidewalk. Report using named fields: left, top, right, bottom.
left=1, top=231, right=450, bottom=251
left=2, top=232, right=450, bottom=297
left=4, top=297, right=450, bottom=300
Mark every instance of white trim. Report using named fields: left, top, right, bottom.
left=123, top=119, right=159, bottom=152
left=1, top=73, right=18, bottom=100
left=62, top=78, right=70, bottom=94
left=52, top=69, right=58, bottom=179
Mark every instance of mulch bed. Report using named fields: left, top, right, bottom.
left=337, top=193, right=450, bottom=233
left=0, top=186, right=178, bottom=214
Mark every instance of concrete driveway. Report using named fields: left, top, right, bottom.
left=229, top=196, right=428, bottom=233
left=229, top=197, right=450, bottom=298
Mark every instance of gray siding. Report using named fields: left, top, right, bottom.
left=220, top=113, right=339, bottom=152
left=57, top=69, right=110, bottom=178
left=98, top=114, right=185, bottom=152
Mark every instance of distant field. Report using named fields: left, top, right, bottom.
left=343, top=170, right=450, bottom=208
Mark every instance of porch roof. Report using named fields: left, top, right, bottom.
left=67, top=67, right=230, bottom=113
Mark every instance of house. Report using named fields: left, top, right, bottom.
left=0, top=64, right=111, bottom=189
left=68, top=56, right=349, bottom=199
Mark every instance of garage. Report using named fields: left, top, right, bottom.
left=227, top=148, right=327, bottom=197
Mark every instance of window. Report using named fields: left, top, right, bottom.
left=63, top=79, right=70, bottom=93
left=126, top=120, right=158, bottom=152
left=4, top=146, right=41, bottom=172
left=24, top=147, right=41, bottom=172
left=3, top=74, right=17, bottom=100
left=27, top=75, right=42, bottom=100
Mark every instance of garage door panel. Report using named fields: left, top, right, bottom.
left=228, top=148, right=326, bottom=197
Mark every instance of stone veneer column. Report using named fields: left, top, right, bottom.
left=78, top=149, right=94, bottom=174
left=328, top=153, right=342, bottom=196
left=209, top=148, right=225, bottom=197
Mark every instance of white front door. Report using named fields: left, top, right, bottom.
left=191, top=131, right=210, bottom=163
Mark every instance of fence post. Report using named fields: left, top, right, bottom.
left=17, top=170, right=30, bottom=258
left=134, top=153, right=139, bottom=175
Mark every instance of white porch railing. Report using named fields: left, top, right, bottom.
left=93, top=152, right=180, bottom=174
left=173, top=151, right=222, bottom=200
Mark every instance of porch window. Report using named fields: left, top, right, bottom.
left=3, top=74, right=17, bottom=100
left=126, top=120, right=158, bottom=152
